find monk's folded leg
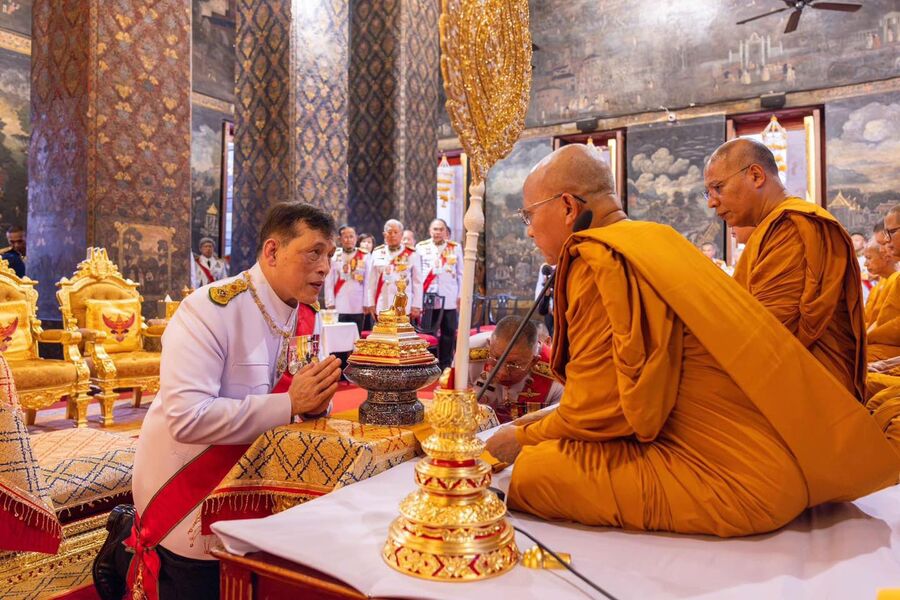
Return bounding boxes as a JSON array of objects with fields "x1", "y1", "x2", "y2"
[
  {"x1": 508, "y1": 438, "x2": 807, "y2": 538},
  {"x1": 868, "y1": 389, "x2": 900, "y2": 467},
  {"x1": 867, "y1": 343, "x2": 900, "y2": 363},
  {"x1": 867, "y1": 373, "x2": 900, "y2": 401}
]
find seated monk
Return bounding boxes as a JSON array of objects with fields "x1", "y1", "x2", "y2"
[
  {"x1": 464, "y1": 316, "x2": 562, "y2": 424},
  {"x1": 486, "y1": 144, "x2": 898, "y2": 537},
  {"x1": 864, "y1": 232, "x2": 900, "y2": 362},
  {"x1": 705, "y1": 139, "x2": 865, "y2": 401}
]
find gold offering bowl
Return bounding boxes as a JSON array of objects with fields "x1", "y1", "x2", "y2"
[{"x1": 382, "y1": 387, "x2": 519, "y2": 581}]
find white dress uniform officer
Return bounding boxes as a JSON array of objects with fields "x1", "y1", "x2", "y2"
[
  {"x1": 417, "y1": 218, "x2": 464, "y2": 368},
  {"x1": 191, "y1": 237, "x2": 229, "y2": 288},
  {"x1": 365, "y1": 219, "x2": 423, "y2": 320},
  {"x1": 128, "y1": 203, "x2": 342, "y2": 599},
  {"x1": 324, "y1": 225, "x2": 369, "y2": 333}
]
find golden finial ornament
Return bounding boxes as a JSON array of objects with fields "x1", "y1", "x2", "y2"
[{"x1": 383, "y1": 0, "x2": 532, "y2": 581}]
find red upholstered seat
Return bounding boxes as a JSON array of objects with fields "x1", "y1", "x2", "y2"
[{"x1": 417, "y1": 333, "x2": 439, "y2": 346}]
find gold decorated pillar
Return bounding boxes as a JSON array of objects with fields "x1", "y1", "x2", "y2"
[{"x1": 28, "y1": 0, "x2": 192, "y2": 318}]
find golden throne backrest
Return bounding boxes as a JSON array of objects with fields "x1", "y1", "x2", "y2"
[
  {"x1": 0, "y1": 258, "x2": 40, "y2": 360},
  {"x1": 56, "y1": 248, "x2": 145, "y2": 336}
]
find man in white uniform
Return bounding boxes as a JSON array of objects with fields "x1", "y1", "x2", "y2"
[
  {"x1": 324, "y1": 225, "x2": 369, "y2": 333},
  {"x1": 190, "y1": 237, "x2": 229, "y2": 288},
  {"x1": 106, "y1": 203, "x2": 343, "y2": 600},
  {"x1": 365, "y1": 219, "x2": 423, "y2": 320},
  {"x1": 417, "y1": 218, "x2": 464, "y2": 369}
]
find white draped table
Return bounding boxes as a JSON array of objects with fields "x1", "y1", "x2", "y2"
[
  {"x1": 212, "y1": 426, "x2": 900, "y2": 600},
  {"x1": 318, "y1": 321, "x2": 359, "y2": 357}
]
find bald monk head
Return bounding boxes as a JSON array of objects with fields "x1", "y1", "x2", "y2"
[
  {"x1": 487, "y1": 316, "x2": 540, "y2": 387},
  {"x1": 704, "y1": 138, "x2": 787, "y2": 228},
  {"x1": 522, "y1": 144, "x2": 626, "y2": 265},
  {"x1": 884, "y1": 205, "x2": 900, "y2": 260},
  {"x1": 865, "y1": 239, "x2": 897, "y2": 279}
]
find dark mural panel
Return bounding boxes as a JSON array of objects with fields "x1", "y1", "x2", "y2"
[
  {"x1": 485, "y1": 137, "x2": 552, "y2": 298},
  {"x1": 523, "y1": 0, "x2": 900, "y2": 128},
  {"x1": 0, "y1": 0, "x2": 32, "y2": 36},
  {"x1": 0, "y1": 48, "x2": 29, "y2": 247},
  {"x1": 193, "y1": 0, "x2": 235, "y2": 102},
  {"x1": 191, "y1": 104, "x2": 226, "y2": 253},
  {"x1": 826, "y1": 91, "x2": 900, "y2": 236},
  {"x1": 626, "y1": 116, "x2": 726, "y2": 248}
]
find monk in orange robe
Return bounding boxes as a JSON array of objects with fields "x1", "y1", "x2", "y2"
[
  {"x1": 704, "y1": 139, "x2": 865, "y2": 401},
  {"x1": 864, "y1": 236, "x2": 900, "y2": 361},
  {"x1": 486, "y1": 144, "x2": 898, "y2": 537}
]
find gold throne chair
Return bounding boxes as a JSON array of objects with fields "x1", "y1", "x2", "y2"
[
  {"x1": 56, "y1": 248, "x2": 165, "y2": 426},
  {"x1": 0, "y1": 259, "x2": 91, "y2": 427}
]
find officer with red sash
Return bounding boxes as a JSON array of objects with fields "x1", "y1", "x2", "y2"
[
  {"x1": 99, "y1": 204, "x2": 342, "y2": 600},
  {"x1": 417, "y1": 218, "x2": 464, "y2": 369},
  {"x1": 324, "y1": 225, "x2": 369, "y2": 333},
  {"x1": 466, "y1": 316, "x2": 563, "y2": 424},
  {"x1": 364, "y1": 218, "x2": 423, "y2": 320}
]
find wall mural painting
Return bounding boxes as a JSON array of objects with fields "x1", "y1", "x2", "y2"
[
  {"x1": 191, "y1": 104, "x2": 226, "y2": 254},
  {"x1": 485, "y1": 137, "x2": 553, "y2": 298},
  {"x1": 0, "y1": 0, "x2": 31, "y2": 36},
  {"x1": 626, "y1": 116, "x2": 726, "y2": 251},
  {"x1": 523, "y1": 0, "x2": 900, "y2": 128},
  {"x1": 114, "y1": 222, "x2": 177, "y2": 302},
  {"x1": 826, "y1": 91, "x2": 900, "y2": 236},
  {"x1": 0, "y1": 47, "x2": 29, "y2": 247},
  {"x1": 194, "y1": 0, "x2": 236, "y2": 102}
]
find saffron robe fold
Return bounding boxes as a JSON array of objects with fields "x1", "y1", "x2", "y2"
[
  {"x1": 510, "y1": 220, "x2": 898, "y2": 537},
  {"x1": 867, "y1": 271, "x2": 900, "y2": 362},
  {"x1": 733, "y1": 197, "x2": 866, "y2": 401}
]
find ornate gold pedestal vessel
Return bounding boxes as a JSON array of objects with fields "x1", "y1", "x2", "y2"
[
  {"x1": 382, "y1": 386, "x2": 519, "y2": 581},
  {"x1": 344, "y1": 279, "x2": 440, "y2": 425}
]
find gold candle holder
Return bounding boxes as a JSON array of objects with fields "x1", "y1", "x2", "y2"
[{"x1": 382, "y1": 387, "x2": 519, "y2": 581}]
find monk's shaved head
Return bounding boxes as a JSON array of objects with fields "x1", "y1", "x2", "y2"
[
  {"x1": 527, "y1": 144, "x2": 618, "y2": 206},
  {"x1": 708, "y1": 138, "x2": 780, "y2": 177},
  {"x1": 884, "y1": 205, "x2": 900, "y2": 259}
]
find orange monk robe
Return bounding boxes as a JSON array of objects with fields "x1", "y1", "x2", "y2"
[
  {"x1": 865, "y1": 272, "x2": 897, "y2": 326},
  {"x1": 509, "y1": 221, "x2": 898, "y2": 537},
  {"x1": 733, "y1": 197, "x2": 866, "y2": 402},
  {"x1": 867, "y1": 271, "x2": 900, "y2": 362},
  {"x1": 867, "y1": 385, "x2": 900, "y2": 466}
]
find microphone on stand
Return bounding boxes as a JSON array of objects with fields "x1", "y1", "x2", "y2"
[
  {"x1": 537, "y1": 264, "x2": 554, "y2": 317},
  {"x1": 476, "y1": 210, "x2": 593, "y2": 402}
]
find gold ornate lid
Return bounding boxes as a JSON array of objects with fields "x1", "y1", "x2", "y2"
[{"x1": 348, "y1": 279, "x2": 436, "y2": 366}]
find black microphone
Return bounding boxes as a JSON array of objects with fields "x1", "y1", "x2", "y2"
[
  {"x1": 538, "y1": 264, "x2": 553, "y2": 316},
  {"x1": 475, "y1": 210, "x2": 595, "y2": 402}
]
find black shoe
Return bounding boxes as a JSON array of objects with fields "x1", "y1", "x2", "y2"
[{"x1": 92, "y1": 504, "x2": 136, "y2": 600}]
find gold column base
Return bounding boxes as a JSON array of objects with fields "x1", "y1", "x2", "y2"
[{"x1": 382, "y1": 387, "x2": 519, "y2": 581}]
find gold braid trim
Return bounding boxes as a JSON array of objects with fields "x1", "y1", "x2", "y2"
[{"x1": 208, "y1": 277, "x2": 248, "y2": 306}]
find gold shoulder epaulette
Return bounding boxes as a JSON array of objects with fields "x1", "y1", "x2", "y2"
[
  {"x1": 374, "y1": 244, "x2": 386, "y2": 252},
  {"x1": 416, "y1": 240, "x2": 429, "y2": 246},
  {"x1": 531, "y1": 360, "x2": 553, "y2": 378},
  {"x1": 208, "y1": 278, "x2": 248, "y2": 306},
  {"x1": 406, "y1": 244, "x2": 416, "y2": 251},
  {"x1": 469, "y1": 346, "x2": 490, "y2": 361},
  {"x1": 309, "y1": 301, "x2": 321, "y2": 312}
]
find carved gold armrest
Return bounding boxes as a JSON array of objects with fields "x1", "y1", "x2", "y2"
[
  {"x1": 78, "y1": 327, "x2": 107, "y2": 344},
  {"x1": 37, "y1": 328, "x2": 83, "y2": 345}
]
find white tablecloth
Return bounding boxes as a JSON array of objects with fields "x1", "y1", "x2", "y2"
[
  {"x1": 319, "y1": 322, "x2": 359, "y2": 356},
  {"x1": 214, "y1": 427, "x2": 900, "y2": 600}
]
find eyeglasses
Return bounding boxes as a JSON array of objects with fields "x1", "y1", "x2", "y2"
[
  {"x1": 885, "y1": 224, "x2": 900, "y2": 242},
  {"x1": 485, "y1": 356, "x2": 531, "y2": 373},
  {"x1": 516, "y1": 192, "x2": 588, "y2": 226},
  {"x1": 703, "y1": 165, "x2": 751, "y2": 201}
]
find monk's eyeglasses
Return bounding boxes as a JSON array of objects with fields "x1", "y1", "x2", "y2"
[
  {"x1": 885, "y1": 225, "x2": 900, "y2": 241},
  {"x1": 703, "y1": 165, "x2": 752, "y2": 201},
  {"x1": 517, "y1": 192, "x2": 588, "y2": 226}
]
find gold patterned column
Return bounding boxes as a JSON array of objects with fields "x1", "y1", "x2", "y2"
[
  {"x1": 28, "y1": 0, "x2": 191, "y2": 318},
  {"x1": 231, "y1": 0, "x2": 349, "y2": 271}
]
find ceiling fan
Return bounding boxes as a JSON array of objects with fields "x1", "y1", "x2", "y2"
[{"x1": 736, "y1": 1, "x2": 862, "y2": 34}]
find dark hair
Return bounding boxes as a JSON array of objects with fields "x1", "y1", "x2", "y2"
[
  {"x1": 257, "y1": 202, "x2": 335, "y2": 255},
  {"x1": 338, "y1": 224, "x2": 356, "y2": 235},
  {"x1": 492, "y1": 316, "x2": 538, "y2": 352},
  {"x1": 874, "y1": 221, "x2": 885, "y2": 234},
  {"x1": 431, "y1": 218, "x2": 449, "y2": 229},
  {"x1": 850, "y1": 231, "x2": 865, "y2": 238},
  {"x1": 6, "y1": 225, "x2": 24, "y2": 235},
  {"x1": 358, "y1": 233, "x2": 374, "y2": 243}
]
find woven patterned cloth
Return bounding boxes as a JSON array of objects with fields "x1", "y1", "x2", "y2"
[
  {"x1": 0, "y1": 354, "x2": 60, "y2": 553},
  {"x1": 202, "y1": 404, "x2": 499, "y2": 530}
]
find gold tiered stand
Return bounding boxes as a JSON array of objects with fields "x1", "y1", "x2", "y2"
[{"x1": 382, "y1": 386, "x2": 518, "y2": 580}]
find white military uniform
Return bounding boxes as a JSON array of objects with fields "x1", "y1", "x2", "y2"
[
  {"x1": 324, "y1": 247, "x2": 369, "y2": 314},
  {"x1": 416, "y1": 239, "x2": 464, "y2": 309},
  {"x1": 191, "y1": 252, "x2": 229, "y2": 288},
  {"x1": 133, "y1": 263, "x2": 324, "y2": 560},
  {"x1": 365, "y1": 244, "x2": 423, "y2": 314}
]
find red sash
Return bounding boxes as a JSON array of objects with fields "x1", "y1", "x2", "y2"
[
  {"x1": 375, "y1": 247, "x2": 413, "y2": 307},
  {"x1": 422, "y1": 248, "x2": 448, "y2": 294},
  {"x1": 194, "y1": 256, "x2": 215, "y2": 284},
  {"x1": 125, "y1": 304, "x2": 316, "y2": 600},
  {"x1": 333, "y1": 250, "x2": 362, "y2": 298}
]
